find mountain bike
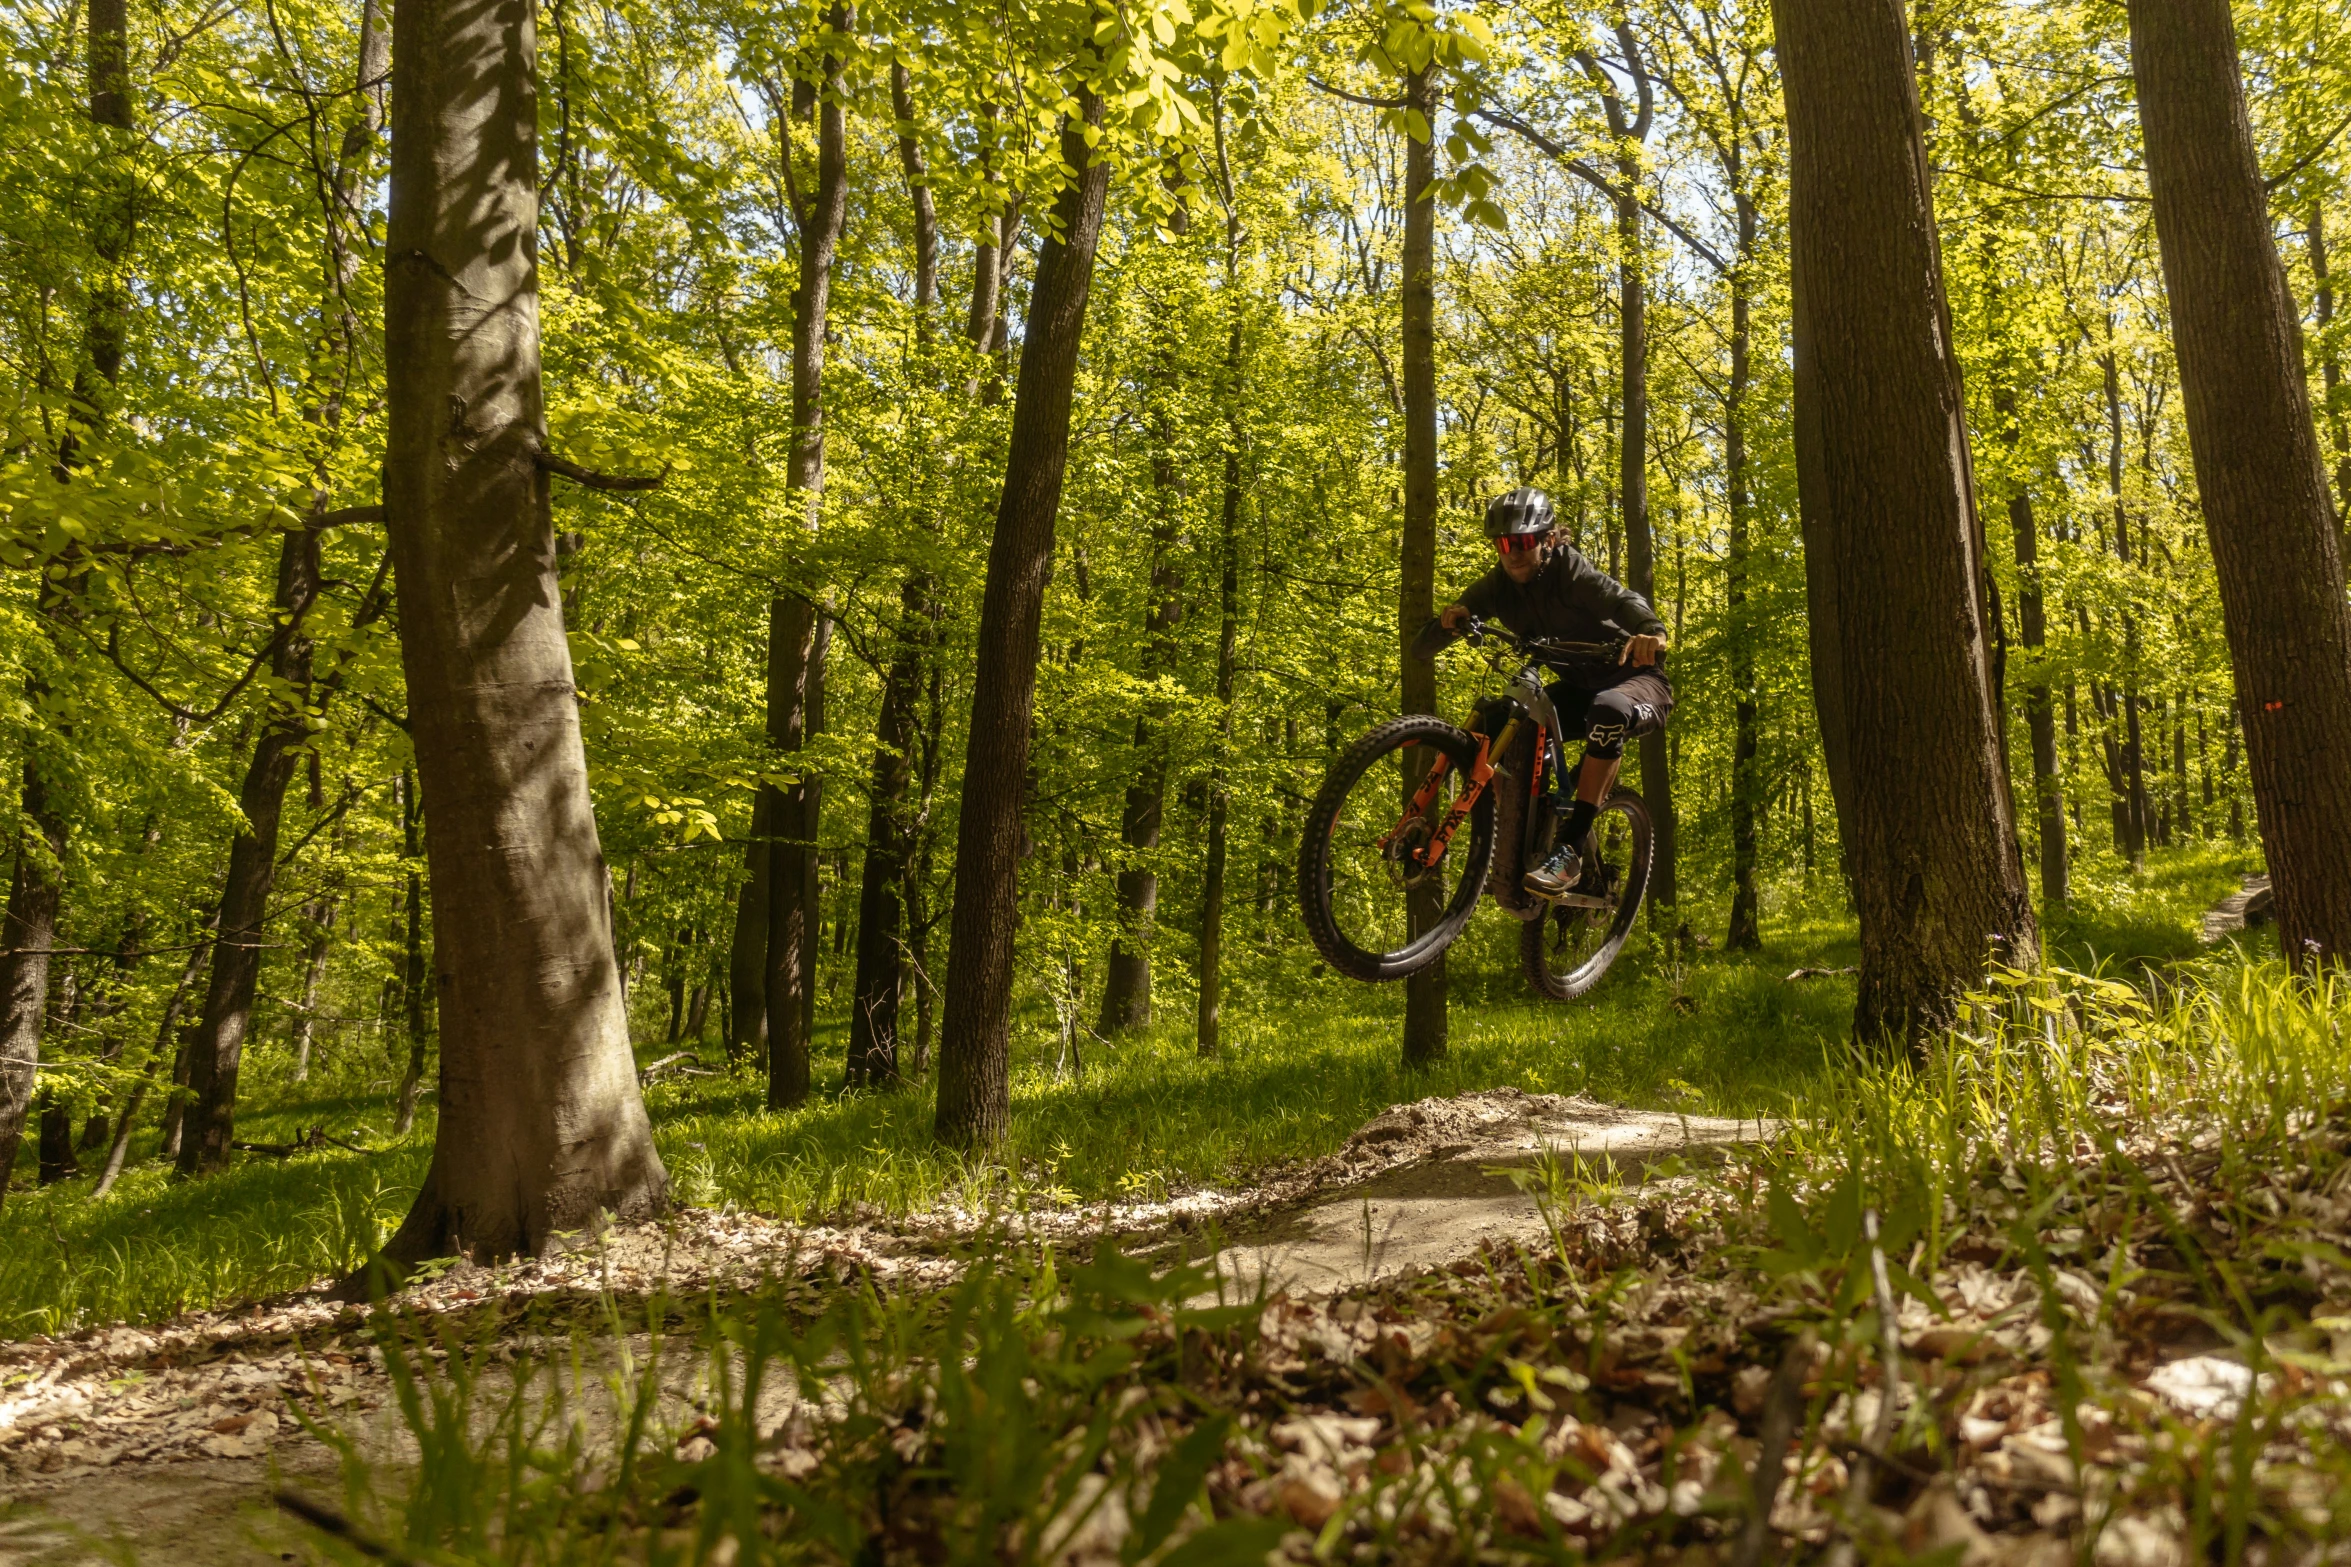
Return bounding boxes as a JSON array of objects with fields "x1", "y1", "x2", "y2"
[{"x1": 1296, "y1": 620, "x2": 1655, "y2": 1002}]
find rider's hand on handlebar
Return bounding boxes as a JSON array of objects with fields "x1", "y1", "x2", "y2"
[
  {"x1": 1440, "y1": 603, "x2": 1472, "y2": 633},
  {"x1": 1621, "y1": 633, "x2": 1666, "y2": 668}
]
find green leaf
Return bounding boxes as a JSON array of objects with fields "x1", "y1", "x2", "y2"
[
  {"x1": 1158, "y1": 1515, "x2": 1291, "y2": 1567},
  {"x1": 1131, "y1": 1416, "x2": 1231, "y2": 1557}
]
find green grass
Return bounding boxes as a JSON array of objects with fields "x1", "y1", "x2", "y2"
[{"x1": 0, "y1": 846, "x2": 2259, "y2": 1337}]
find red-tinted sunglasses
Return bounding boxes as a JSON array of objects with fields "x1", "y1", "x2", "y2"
[{"x1": 1493, "y1": 532, "x2": 1548, "y2": 556}]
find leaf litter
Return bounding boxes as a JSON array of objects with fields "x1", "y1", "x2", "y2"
[{"x1": 9, "y1": 1064, "x2": 2351, "y2": 1564}]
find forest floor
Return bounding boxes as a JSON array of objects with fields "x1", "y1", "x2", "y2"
[
  {"x1": 0, "y1": 848, "x2": 2295, "y2": 1563},
  {"x1": 0, "y1": 1088, "x2": 1765, "y2": 1562}
]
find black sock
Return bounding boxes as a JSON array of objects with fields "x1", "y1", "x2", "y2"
[{"x1": 1559, "y1": 798, "x2": 1598, "y2": 848}]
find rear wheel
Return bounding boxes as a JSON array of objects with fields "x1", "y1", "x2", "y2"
[
  {"x1": 1298, "y1": 716, "x2": 1495, "y2": 982},
  {"x1": 1521, "y1": 788, "x2": 1652, "y2": 1002}
]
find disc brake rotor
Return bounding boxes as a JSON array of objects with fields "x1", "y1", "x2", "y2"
[{"x1": 1384, "y1": 816, "x2": 1438, "y2": 890}]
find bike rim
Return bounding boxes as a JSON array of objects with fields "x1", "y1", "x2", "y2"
[{"x1": 1533, "y1": 800, "x2": 1644, "y2": 986}]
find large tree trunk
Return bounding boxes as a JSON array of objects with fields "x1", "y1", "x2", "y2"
[
  {"x1": 373, "y1": 0, "x2": 665, "y2": 1265},
  {"x1": 763, "y1": 21, "x2": 851, "y2": 1111},
  {"x1": 934, "y1": 92, "x2": 1112, "y2": 1149},
  {"x1": 2128, "y1": 0, "x2": 2351, "y2": 966},
  {"x1": 176, "y1": 527, "x2": 323, "y2": 1174},
  {"x1": 1399, "y1": 67, "x2": 1446, "y2": 1067},
  {"x1": 1773, "y1": 0, "x2": 2039, "y2": 1048}
]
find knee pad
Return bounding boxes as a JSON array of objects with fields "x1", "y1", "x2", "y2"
[{"x1": 1582, "y1": 692, "x2": 1633, "y2": 760}]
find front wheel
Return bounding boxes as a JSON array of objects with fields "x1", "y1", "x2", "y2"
[
  {"x1": 1521, "y1": 788, "x2": 1652, "y2": 1002},
  {"x1": 1298, "y1": 716, "x2": 1496, "y2": 982}
]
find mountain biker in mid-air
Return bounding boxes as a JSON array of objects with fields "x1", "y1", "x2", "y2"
[{"x1": 1411, "y1": 488, "x2": 1671, "y2": 900}]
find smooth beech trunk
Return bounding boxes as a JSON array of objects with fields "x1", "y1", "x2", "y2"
[
  {"x1": 1399, "y1": 67, "x2": 1446, "y2": 1067},
  {"x1": 935, "y1": 93, "x2": 1111, "y2": 1149},
  {"x1": 725, "y1": 793, "x2": 769, "y2": 1067},
  {"x1": 1773, "y1": 0, "x2": 2038, "y2": 1047},
  {"x1": 1724, "y1": 250, "x2": 1761, "y2": 950},
  {"x1": 1199, "y1": 130, "x2": 1245, "y2": 1059},
  {"x1": 374, "y1": 0, "x2": 665, "y2": 1263},
  {"x1": 1995, "y1": 383, "x2": 2067, "y2": 905},
  {"x1": 1100, "y1": 408, "x2": 1183, "y2": 1034},
  {"x1": 847, "y1": 67, "x2": 948, "y2": 1087},
  {"x1": 2128, "y1": 0, "x2": 2351, "y2": 966},
  {"x1": 763, "y1": 18, "x2": 850, "y2": 1111},
  {"x1": 0, "y1": 765, "x2": 64, "y2": 1197},
  {"x1": 177, "y1": 528, "x2": 323, "y2": 1174},
  {"x1": 1594, "y1": 32, "x2": 1677, "y2": 912}
]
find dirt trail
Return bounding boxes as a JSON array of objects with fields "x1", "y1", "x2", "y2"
[{"x1": 0, "y1": 1089, "x2": 1773, "y2": 1564}]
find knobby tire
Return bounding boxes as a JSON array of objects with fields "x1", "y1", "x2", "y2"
[
  {"x1": 1297, "y1": 715, "x2": 1495, "y2": 982},
  {"x1": 1521, "y1": 788, "x2": 1652, "y2": 1002}
]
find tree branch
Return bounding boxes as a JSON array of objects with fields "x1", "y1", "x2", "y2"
[
  {"x1": 1472, "y1": 109, "x2": 1731, "y2": 274},
  {"x1": 535, "y1": 451, "x2": 668, "y2": 491},
  {"x1": 1307, "y1": 74, "x2": 1408, "y2": 112}
]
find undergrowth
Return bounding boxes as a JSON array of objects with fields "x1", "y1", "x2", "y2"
[
  {"x1": 0, "y1": 846, "x2": 2257, "y2": 1336},
  {"x1": 251, "y1": 944, "x2": 2351, "y2": 1565}
]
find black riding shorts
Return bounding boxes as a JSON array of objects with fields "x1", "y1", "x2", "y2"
[{"x1": 1547, "y1": 670, "x2": 1673, "y2": 761}]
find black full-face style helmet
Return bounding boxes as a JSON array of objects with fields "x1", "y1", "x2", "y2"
[{"x1": 1483, "y1": 487, "x2": 1556, "y2": 540}]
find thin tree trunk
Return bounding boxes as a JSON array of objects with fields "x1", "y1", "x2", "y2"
[
  {"x1": 848, "y1": 65, "x2": 948, "y2": 1087},
  {"x1": 0, "y1": 0, "x2": 135, "y2": 1203},
  {"x1": 1774, "y1": 0, "x2": 2039, "y2": 1048},
  {"x1": 662, "y1": 929, "x2": 686, "y2": 1044},
  {"x1": 1996, "y1": 385, "x2": 2067, "y2": 904},
  {"x1": 2128, "y1": 0, "x2": 2351, "y2": 966},
  {"x1": 850, "y1": 578, "x2": 924, "y2": 1087},
  {"x1": 1199, "y1": 110, "x2": 1245, "y2": 1059},
  {"x1": 373, "y1": 0, "x2": 666, "y2": 1266},
  {"x1": 91, "y1": 930, "x2": 208, "y2": 1197},
  {"x1": 2312, "y1": 205, "x2": 2351, "y2": 541},
  {"x1": 0, "y1": 767, "x2": 64, "y2": 1201},
  {"x1": 177, "y1": 528, "x2": 324, "y2": 1175},
  {"x1": 935, "y1": 89, "x2": 1112, "y2": 1149},
  {"x1": 291, "y1": 899, "x2": 334, "y2": 1081},
  {"x1": 392, "y1": 768, "x2": 429, "y2": 1136},
  {"x1": 1724, "y1": 242, "x2": 1762, "y2": 950},
  {"x1": 1100, "y1": 392, "x2": 1183, "y2": 1034},
  {"x1": 763, "y1": 17, "x2": 851, "y2": 1111},
  {"x1": 1399, "y1": 66, "x2": 1446, "y2": 1067},
  {"x1": 1595, "y1": 35, "x2": 1677, "y2": 912},
  {"x1": 726, "y1": 793, "x2": 769, "y2": 1068}
]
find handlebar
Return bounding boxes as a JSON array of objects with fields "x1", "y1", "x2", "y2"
[{"x1": 1461, "y1": 615, "x2": 1628, "y2": 665}]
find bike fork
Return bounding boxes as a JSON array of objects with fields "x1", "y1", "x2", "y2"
[{"x1": 1383, "y1": 718, "x2": 1520, "y2": 870}]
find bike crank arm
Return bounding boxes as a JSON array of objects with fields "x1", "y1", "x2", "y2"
[{"x1": 1538, "y1": 892, "x2": 1616, "y2": 911}]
